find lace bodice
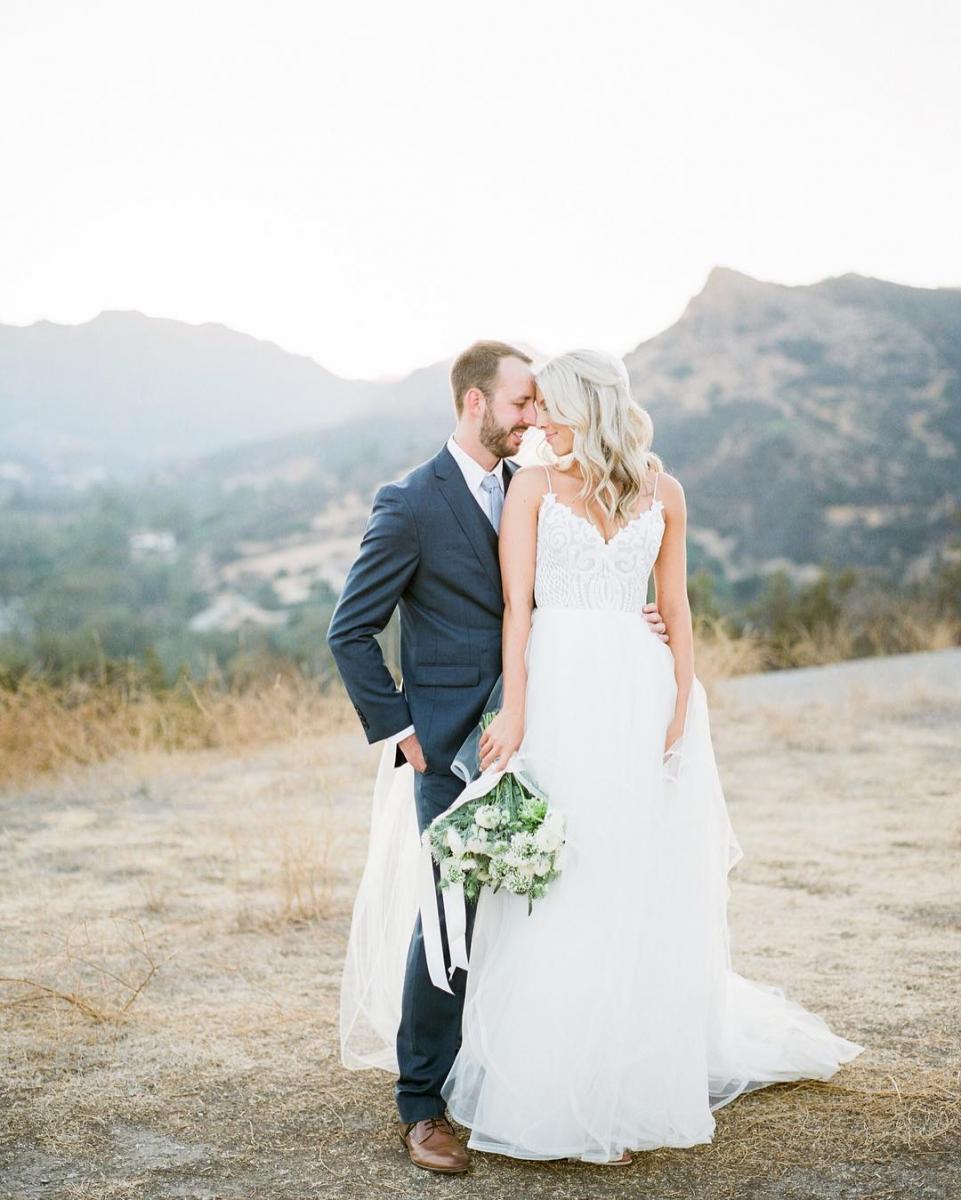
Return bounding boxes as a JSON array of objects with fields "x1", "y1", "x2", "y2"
[{"x1": 534, "y1": 472, "x2": 665, "y2": 613}]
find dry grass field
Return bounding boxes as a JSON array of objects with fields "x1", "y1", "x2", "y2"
[{"x1": 2, "y1": 650, "x2": 961, "y2": 1199}]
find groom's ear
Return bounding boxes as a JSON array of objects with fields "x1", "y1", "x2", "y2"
[{"x1": 462, "y1": 386, "x2": 486, "y2": 419}]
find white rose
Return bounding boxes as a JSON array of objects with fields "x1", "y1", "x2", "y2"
[
  {"x1": 445, "y1": 827, "x2": 465, "y2": 857},
  {"x1": 534, "y1": 825, "x2": 562, "y2": 853}
]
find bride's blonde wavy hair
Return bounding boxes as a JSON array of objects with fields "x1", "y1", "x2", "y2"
[{"x1": 533, "y1": 349, "x2": 664, "y2": 526}]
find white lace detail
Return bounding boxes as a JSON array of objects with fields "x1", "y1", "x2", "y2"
[{"x1": 534, "y1": 491, "x2": 665, "y2": 612}]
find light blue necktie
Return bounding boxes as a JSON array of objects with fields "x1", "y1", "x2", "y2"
[{"x1": 480, "y1": 473, "x2": 504, "y2": 533}]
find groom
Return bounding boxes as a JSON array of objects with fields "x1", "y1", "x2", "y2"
[{"x1": 326, "y1": 340, "x2": 668, "y2": 1173}]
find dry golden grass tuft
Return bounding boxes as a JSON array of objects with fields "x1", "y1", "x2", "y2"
[
  {"x1": 777, "y1": 611, "x2": 960, "y2": 669},
  {"x1": 0, "y1": 671, "x2": 354, "y2": 788},
  {"x1": 693, "y1": 617, "x2": 767, "y2": 685}
]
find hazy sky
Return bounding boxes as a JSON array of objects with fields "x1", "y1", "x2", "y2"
[{"x1": 1, "y1": 0, "x2": 959, "y2": 378}]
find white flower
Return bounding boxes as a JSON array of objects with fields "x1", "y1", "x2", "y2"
[
  {"x1": 474, "y1": 804, "x2": 502, "y2": 830},
  {"x1": 440, "y1": 857, "x2": 465, "y2": 884},
  {"x1": 445, "y1": 827, "x2": 466, "y2": 857},
  {"x1": 533, "y1": 856, "x2": 552, "y2": 876},
  {"x1": 534, "y1": 824, "x2": 563, "y2": 853},
  {"x1": 465, "y1": 835, "x2": 489, "y2": 854}
]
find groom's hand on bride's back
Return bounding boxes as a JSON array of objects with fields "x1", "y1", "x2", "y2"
[
  {"x1": 643, "y1": 602, "x2": 669, "y2": 642},
  {"x1": 398, "y1": 731, "x2": 428, "y2": 773}
]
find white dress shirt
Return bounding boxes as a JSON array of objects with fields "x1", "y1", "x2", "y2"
[
  {"x1": 389, "y1": 435, "x2": 505, "y2": 746},
  {"x1": 445, "y1": 433, "x2": 505, "y2": 513}
]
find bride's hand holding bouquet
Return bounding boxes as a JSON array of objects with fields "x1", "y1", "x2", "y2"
[
  {"x1": 478, "y1": 706, "x2": 525, "y2": 773},
  {"x1": 425, "y1": 708, "x2": 566, "y2": 917}
]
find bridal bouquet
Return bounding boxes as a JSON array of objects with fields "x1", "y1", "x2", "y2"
[{"x1": 425, "y1": 710, "x2": 566, "y2": 916}]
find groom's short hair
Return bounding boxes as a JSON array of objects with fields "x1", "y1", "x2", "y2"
[{"x1": 450, "y1": 340, "x2": 532, "y2": 416}]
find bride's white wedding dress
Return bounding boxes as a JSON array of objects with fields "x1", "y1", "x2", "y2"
[{"x1": 437, "y1": 467, "x2": 865, "y2": 1162}]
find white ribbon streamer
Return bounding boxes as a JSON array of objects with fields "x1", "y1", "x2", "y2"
[{"x1": 417, "y1": 753, "x2": 518, "y2": 993}]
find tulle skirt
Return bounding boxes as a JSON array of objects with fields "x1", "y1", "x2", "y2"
[{"x1": 439, "y1": 605, "x2": 865, "y2": 1162}]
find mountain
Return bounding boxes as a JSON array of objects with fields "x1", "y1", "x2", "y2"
[
  {"x1": 1, "y1": 271, "x2": 958, "y2": 593},
  {"x1": 625, "y1": 267, "x2": 961, "y2": 581},
  {"x1": 0, "y1": 311, "x2": 390, "y2": 478}
]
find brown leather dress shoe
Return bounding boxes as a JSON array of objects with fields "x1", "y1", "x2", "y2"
[{"x1": 398, "y1": 1115, "x2": 470, "y2": 1173}]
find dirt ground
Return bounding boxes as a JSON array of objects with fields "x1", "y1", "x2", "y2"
[{"x1": 2, "y1": 651, "x2": 960, "y2": 1199}]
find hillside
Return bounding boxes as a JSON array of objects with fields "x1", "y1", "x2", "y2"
[
  {"x1": 180, "y1": 269, "x2": 961, "y2": 593},
  {"x1": 0, "y1": 311, "x2": 385, "y2": 478},
  {"x1": 626, "y1": 268, "x2": 961, "y2": 580}
]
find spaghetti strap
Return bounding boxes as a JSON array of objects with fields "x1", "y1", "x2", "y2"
[
  {"x1": 542, "y1": 463, "x2": 554, "y2": 494},
  {"x1": 651, "y1": 470, "x2": 659, "y2": 503}
]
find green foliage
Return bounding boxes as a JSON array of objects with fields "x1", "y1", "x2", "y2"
[
  {"x1": 687, "y1": 568, "x2": 721, "y2": 622},
  {"x1": 748, "y1": 565, "x2": 858, "y2": 639},
  {"x1": 928, "y1": 506, "x2": 961, "y2": 621}
]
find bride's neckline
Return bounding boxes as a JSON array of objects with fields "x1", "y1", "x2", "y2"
[{"x1": 540, "y1": 490, "x2": 665, "y2": 548}]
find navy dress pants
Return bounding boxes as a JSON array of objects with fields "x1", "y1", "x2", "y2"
[{"x1": 394, "y1": 767, "x2": 478, "y2": 1123}]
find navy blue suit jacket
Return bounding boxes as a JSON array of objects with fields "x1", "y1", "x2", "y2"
[{"x1": 326, "y1": 443, "x2": 519, "y2": 773}]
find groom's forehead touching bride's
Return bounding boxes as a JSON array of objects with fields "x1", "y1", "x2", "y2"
[{"x1": 450, "y1": 340, "x2": 538, "y2": 459}]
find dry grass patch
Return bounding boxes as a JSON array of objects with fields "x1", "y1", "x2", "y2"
[
  {"x1": 2, "y1": 657, "x2": 960, "y2": 1198},
  {"x1": 0, "y1": 671, "x2": 353, "y2": 788}
]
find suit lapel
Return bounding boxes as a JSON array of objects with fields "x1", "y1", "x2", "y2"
[{"x1": 434, "y1": 446, "x2": 518, "y2": 593}]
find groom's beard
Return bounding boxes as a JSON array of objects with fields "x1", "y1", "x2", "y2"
[{"x1": 480, "y1": 403, "x2": 527, "y2": 460}]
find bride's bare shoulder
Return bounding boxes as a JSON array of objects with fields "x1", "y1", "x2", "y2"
[
  {"x1": 508, "y1": 463, "x2": 553, "y2": 496},
  {"x1": 653, "y1": 470, "x2": 686, "y2": 513}
]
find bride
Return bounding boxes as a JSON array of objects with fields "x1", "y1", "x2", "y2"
[{"x1": 434, "y1": 348, "x2": 864, "y2": 1163}]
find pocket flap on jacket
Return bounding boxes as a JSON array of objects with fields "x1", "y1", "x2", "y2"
[{"x1": 413, "y1": 663, "x2": 480, "y2": 686}]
